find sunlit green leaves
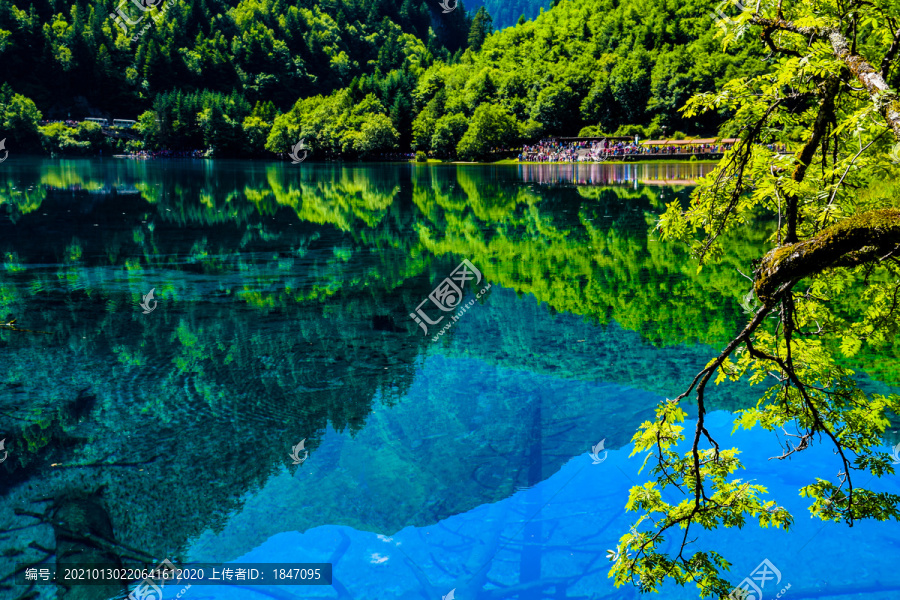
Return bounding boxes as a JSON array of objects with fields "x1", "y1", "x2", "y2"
[{"x1": 626, "y1": 0, "x2": 900, "y2": 595}]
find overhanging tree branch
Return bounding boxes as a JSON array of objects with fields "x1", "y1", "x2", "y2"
[
  {"x1": 750, "y1": 16, "x2": 900, "y2": 139},
  {"x1": 755, "y1": 208, "x2": 900, "y2": 306}
]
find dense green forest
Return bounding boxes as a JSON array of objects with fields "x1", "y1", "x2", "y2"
[{"x1": 0, "y1": 0, "x2": 768, "y2": 158}]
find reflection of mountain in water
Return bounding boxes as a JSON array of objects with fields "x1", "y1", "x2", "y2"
[
  {"x1": 0, "y1": 160, "x2": 896, "y2": 599},
  {"x1": 185, "y1": 287, "x2": 757, "y2": 565}
]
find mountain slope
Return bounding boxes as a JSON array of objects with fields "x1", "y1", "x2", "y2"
[
  {"x1": 0, "y1": 0, "x2": 471, "y2": 115},
  {"x1": 270, "y1": 0, "x2": 769, "y2": 158}
]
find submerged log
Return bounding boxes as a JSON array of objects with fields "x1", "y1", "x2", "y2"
[
  {"x1": 51, "y1": 492, "x2": 126, "y2": 600},
  {"x1": 755, "y1": 208, "x2": 900, "y2": 305}
]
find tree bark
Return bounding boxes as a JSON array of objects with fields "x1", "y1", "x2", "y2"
[
  {"x1": 755, "y1": 208, "x2": 900, "y2": 305},
  {"x1": 785, "y1": 79, "x2": 840, "y2": 243},
  {"x1": 753, "y1": 17, "x2": 900, "y2": 139}
]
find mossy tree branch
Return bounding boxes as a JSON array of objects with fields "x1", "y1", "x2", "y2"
[{"x1": 755, "y1": 208, "x2": 900, "y2": 306}]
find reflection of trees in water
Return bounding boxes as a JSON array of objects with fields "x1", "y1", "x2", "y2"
[
  {"x1": 0, "y1": 168, "x2": 434, "y2": 597},
  {"x1": 3, "y1": 161, "x2": 763, "y2": 351},
  {"x1": 411, "y1": 169, "x2": 767, "y2": 348},
  {"x1": 0, "y1": 283, "x2": 430, "y2": 597}
]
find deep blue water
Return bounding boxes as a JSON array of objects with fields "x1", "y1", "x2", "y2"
[{"x1": 179, "y1": 338, "x2": 900, "y2": 600}]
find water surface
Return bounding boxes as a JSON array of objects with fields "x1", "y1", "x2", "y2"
[{"x1": 0, "y1": 159, "x2": 897, "y2": 600}]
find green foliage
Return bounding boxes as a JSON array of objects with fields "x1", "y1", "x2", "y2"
[
  {"x1": 467, "y1": 6, "x2": 494, "y2": 51},
  {"x1": 431, "y1": 112, "x2": 469, "y2": 158},
  {"x1": 415, "y1": 150, "x2": 427, "y2": 162},
  {"x1": 0, "y1": 83, "x2": 42, "y2": 151},
  {"x1": 635, "y1": 0, "x2": 900, "y2": 596},
  {"x1": 0, "y1": 0, "x2": 770, "y2": 157},
  {"x1": 267, "y1": 89, "x2": 399, "y2": 157},
  {"x1": 140, "y1": 89, "x2": 252, "y2": 155},
  {"x1": 38, "y1": 121, "x2": 116, "y2": 156},
  {"x1": 456, "y1": 103, "x2": 516, "y2": 160},
  {"x1": 0, "y1": 0, "x2": 475, "y2": 155},
  {"x1": 242, "y1": 115, "x2": 273, "y2": 156},
  {"x1": 612, "y1": 400, "x2": 792, "y2": 596},
  {"x1": 354, "y1": 113, "x2": 400, "y2": 154},
  {"x1": 398, "y1": 0, "x2": 766, "y2": 151},
  {"x1": 134, "y1": 110, "x2": 161, "y2": 147}
]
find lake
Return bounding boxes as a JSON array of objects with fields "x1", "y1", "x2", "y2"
[{"x1": 0, "y1": 158, "x2": 898, "y2": 600}]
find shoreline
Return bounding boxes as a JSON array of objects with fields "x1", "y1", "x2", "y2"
[
  {"x1": 415, "y1": 158, "x2": 722, "y2": 165},
  {"x1": 11, "y1": 153, "x2": 721, "y2": 166}
]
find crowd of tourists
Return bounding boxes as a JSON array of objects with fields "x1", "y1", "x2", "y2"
[
  {"x1": 519, "y1": 141, "x2": 581, "y2": 162},
  {"x1": 122, "y1": 149, "x2": 206, "y2": 158},
  {"x1": 518, "y1": 138, "x2": 749, "y2": 162},
  {"x1": 39, "y1": 119, "x2": 82, "y2": 127}
]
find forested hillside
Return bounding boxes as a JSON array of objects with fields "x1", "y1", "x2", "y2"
[
  {"x1": 0, "y1": 0, "x2": 768, "y2": 158},
  {"x1": 0, "y1": 0, "x2": 470, "y2": 113},
  {"x1": 271, "y1": 0, "x2": 769, "y2": 159}
]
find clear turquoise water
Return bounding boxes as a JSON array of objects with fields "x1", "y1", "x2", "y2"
[{"x1": 0, "y1": 159, "x2": 897, "y2": 600}]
